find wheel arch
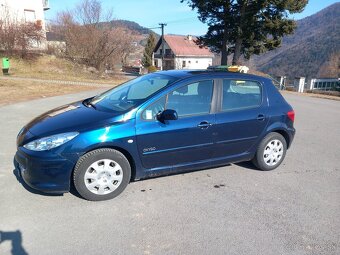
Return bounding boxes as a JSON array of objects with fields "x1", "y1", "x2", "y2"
[
  {"x1": 269, "y1": 129, "x2": 291, "y2": 149},
  {"x1": 265, "y1": 119, "x2": 294, "y2": 149},
  {"x1": 73, "y1": 145, "x2": 137, "y2": 182}
]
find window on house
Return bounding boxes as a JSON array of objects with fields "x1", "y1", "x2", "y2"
[
  {"x1": 165, "y1": 49, "x2": 171, "y2": 55},
  {"x1": 196, "y1": 60, "x2": 198, "y2": 63},
  {"x1": 182, "y1": 61, "x2": 186, "y2": 68},
  {"x1": 188, "y1": 61, "x2": 191, "y2": 64},
  {"x1": 24, "y1": 10, "x2": 36, "y2": 22}
]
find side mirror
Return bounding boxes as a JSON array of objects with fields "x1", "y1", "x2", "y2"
[{"x1": 157, "y1": 109, "x2": 178, "y2": 123}]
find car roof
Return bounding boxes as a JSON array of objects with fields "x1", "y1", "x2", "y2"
[{"x1": 156, "y1": 69, "x2": 270, "y2": 82}]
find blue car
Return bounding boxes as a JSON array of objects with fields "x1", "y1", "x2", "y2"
[{"x1": 15, "y1": 70, "x2": 295, "y2": 201}]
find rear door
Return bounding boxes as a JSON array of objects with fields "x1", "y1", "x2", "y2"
[
  {"x1": 212, "y1": 78, "x2": 269, "y2": 159},
  {"x1": 135, "y1": 79, "x2": 216, "y2": 170}
]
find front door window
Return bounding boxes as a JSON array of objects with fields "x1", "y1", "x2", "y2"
[{"x1": 142, "y1": 80, "x2": 214, "y2": 120}]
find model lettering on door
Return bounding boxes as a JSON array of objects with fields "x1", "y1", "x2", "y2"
[{"x1": 143, "y1": 147, "x2": 156, "y2": 153}]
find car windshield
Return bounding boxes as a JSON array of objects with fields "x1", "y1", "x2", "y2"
[{"x1": 89, "y1": 73, "x2": 179, "y2": 112}]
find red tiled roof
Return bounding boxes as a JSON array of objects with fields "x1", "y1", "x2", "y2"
[{"x1": 164, "y1": 35, "x2": 214, "y2": 57}]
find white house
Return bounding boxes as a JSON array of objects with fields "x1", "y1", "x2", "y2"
[
  {"x1": 153, "y1": 35, "x2": 214, "y2": 70},
  {"x1": 0, "y1": 0, "x2": 49, "y2": 49}
]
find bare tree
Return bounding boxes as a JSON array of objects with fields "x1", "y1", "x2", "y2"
[
  {"x1": 56, "y1": 0, "x2": 136, "y2": 70},
  {"x1": 0, "y1": 4, "x2": 45, "y2": 57}
]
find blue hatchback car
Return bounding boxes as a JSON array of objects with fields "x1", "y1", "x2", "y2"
[{"x1": 15, "y1": 70, "x2": 295, "y2": 201}]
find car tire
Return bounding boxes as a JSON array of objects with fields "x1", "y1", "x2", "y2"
[
  {"x1": 73, "y1": 148, "x2": 131, "y2": 201},
  {"x1": 252, "y1": 132, "x2": 287, "y2": 171}
]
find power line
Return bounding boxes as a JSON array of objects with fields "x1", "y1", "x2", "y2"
[
  {"x1": 146, "y1": 16, "x2": 197, "y2": 29},
  {"x1": 165, "y1": 16, "x2": 198, "y2": 24}
]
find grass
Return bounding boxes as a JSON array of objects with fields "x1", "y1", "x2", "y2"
[
  {"x1": 0, "y1": 79, "x2": 105, "y2": 106},
  {"x1": 6, "y1": 55, "x2": 128, "y2": 84},
  {"x1": 0, "y1": 55, "x2": 131, "y2": 106}
]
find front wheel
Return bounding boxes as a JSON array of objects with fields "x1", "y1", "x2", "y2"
[
  {"x1": 252, "y1": 132, "x2": 287, "y2": 171},
  {"x1": 73, "y1": 148, "x2": 131, "y2": 201}
]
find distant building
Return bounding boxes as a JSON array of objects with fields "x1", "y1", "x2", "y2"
[
  {"x1": 46, "y1": 31, "x2": 66, "y2": 53},
  {"x1": 0, "y1": 0, "x2": 50, "y2": 49},
  {"x1": 153, "y1": 35, "x2": 214, "y2": 70},
  {"x1": 310, "y1": 78, "x2": 340, "y2": 91}
]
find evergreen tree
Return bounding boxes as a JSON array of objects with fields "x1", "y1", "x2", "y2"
[
  {"x1": 181, "y1": 0, "x2": 308, "y2": 65},
  {"x1": 142, "y1": 33, "x2": 156, "y2": 67}
]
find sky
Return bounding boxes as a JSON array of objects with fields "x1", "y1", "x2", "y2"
[{"x1": 45, "y1": 0, "x2": 339, "y2": 35}]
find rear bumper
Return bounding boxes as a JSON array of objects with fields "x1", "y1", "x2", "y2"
[{"x1": 14, "y1": 148, "x2": 76, "y2": 193}]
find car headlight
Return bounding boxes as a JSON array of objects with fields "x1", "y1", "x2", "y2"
[{"x1": 23, "y1": 132, "x2": 79, "y2": 151}]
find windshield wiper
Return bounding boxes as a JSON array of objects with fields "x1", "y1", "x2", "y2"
[{"x1": 84, "y1": 99, "x2": 97, "y2": 109}]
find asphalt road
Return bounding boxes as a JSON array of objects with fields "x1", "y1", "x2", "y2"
[{"x1": 0, "y1": 90, "x2": 339, "y2": 255}]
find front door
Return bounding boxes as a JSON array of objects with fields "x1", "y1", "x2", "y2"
[{"x1": 136, "y1": 80, "x2": 216, "y2": 170}]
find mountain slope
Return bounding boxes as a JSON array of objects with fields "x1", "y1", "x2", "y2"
[
  {"x1": 107, "y1": 20, "x2": 159, "y2": 46},
  {"x1": 252, "y1": 3, "x2": 340, "y2": 79},
  {"x1": 109, "y1": 20, "x2": 153, "y2": 35}
]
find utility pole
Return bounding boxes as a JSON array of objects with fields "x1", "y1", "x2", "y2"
[
  {"x1": 159, "y1": 23, "x2": 167, "y2": 70},
  {"x1": 148, "y1": 23, "x2": 167, "y2": 70}
]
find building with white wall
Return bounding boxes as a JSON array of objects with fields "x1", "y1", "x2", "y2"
[
  {"x1": 309, "y1": 78, "x2": 340, "y2": 91},
  {"x1": 0, "y1": 0, "x2": 49, "y2": 49},
  {"x1": 153, "y1": 35, "x2": 214, "y2": 70}
]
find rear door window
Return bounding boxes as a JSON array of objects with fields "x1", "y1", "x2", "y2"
[{"x1": 222, "y1": 79, "x2": 261, "y2": 111}]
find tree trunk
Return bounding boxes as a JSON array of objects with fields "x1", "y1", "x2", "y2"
[
  {"x1": 221, "y1": 22, "x2": 229, "y2": 65},
  {"x1": 232, "y1": 0, "x2": 247, "y2": 65},
  {"x1": 232, "y1": 38, "x2": 243, "y2": 65},
  {"x1": 221, "y1": 42, "x2": 228, "y2": 65},
  {"x1": 220, "y1": 2, "x2": 230, "y2": 65}
]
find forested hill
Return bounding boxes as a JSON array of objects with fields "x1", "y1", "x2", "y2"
[
  {"x1": 252, "y1": 3, "x2": 340, "y2": 79},
  {"x1": 109, "y1": 20, "x2": 153, "y2": 35},
  {"x1": 107, "y1": 20, "x2": 159, "y2": 46}
]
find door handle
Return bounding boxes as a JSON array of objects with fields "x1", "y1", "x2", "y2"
[
  {"x1": 198, "y1": 121, "x2": 212, "y2": 129},
  {"x1": 257, "y1": 114, "x2": 265, "y2": 121}
]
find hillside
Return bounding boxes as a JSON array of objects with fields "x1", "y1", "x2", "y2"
[
  {"x1": 110, "y1": 20, "x2": 154, "y2": 35},
  {"x1": 251, "y1": 3, "x2": 340, "y2": 79}
]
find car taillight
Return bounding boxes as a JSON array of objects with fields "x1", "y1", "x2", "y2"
[{"x1": 287, "y1": 110, "x2": 295, "y2": 122}]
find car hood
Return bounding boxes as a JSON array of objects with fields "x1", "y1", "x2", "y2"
[{"x1": 17, "y1": 100, "x2": 131, "y2": 146}]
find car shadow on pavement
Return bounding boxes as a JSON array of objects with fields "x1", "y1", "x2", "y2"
[
  {"x1": 234, "y1": 161, "x2": 261, "y2": 171},
  {"x1": 68, "y1": 182, "x2": 84, "y2": 200},
  {"x1": 12, "y1": 165, "x2": 63, "y2": 197},
  {"x1": 0, "y1": 230, "x2": 28, "y2": 255}
]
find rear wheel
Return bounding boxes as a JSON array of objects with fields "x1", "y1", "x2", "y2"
[
  {"x1": 73, "y1": 148, "x2": 131, "y2": 201},
  {"x1": 252, "y1": 132, "x2": 287, "y2": 171}
]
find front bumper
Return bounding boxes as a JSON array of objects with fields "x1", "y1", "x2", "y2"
[{"x1": 14, "y1": 148, "x2": 77, "y2": 193}]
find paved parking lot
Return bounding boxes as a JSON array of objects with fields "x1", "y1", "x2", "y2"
[{"x1": 0, "y1": 90, "x2": 339, "y2": 255}]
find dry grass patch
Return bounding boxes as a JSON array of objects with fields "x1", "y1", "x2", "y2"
[
  {"x1": 7, "y1": 55, "x2": 128, "y2": 84},
  {"x1": 0, "y1": 79, "x2": 106, "y2": 106}
]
